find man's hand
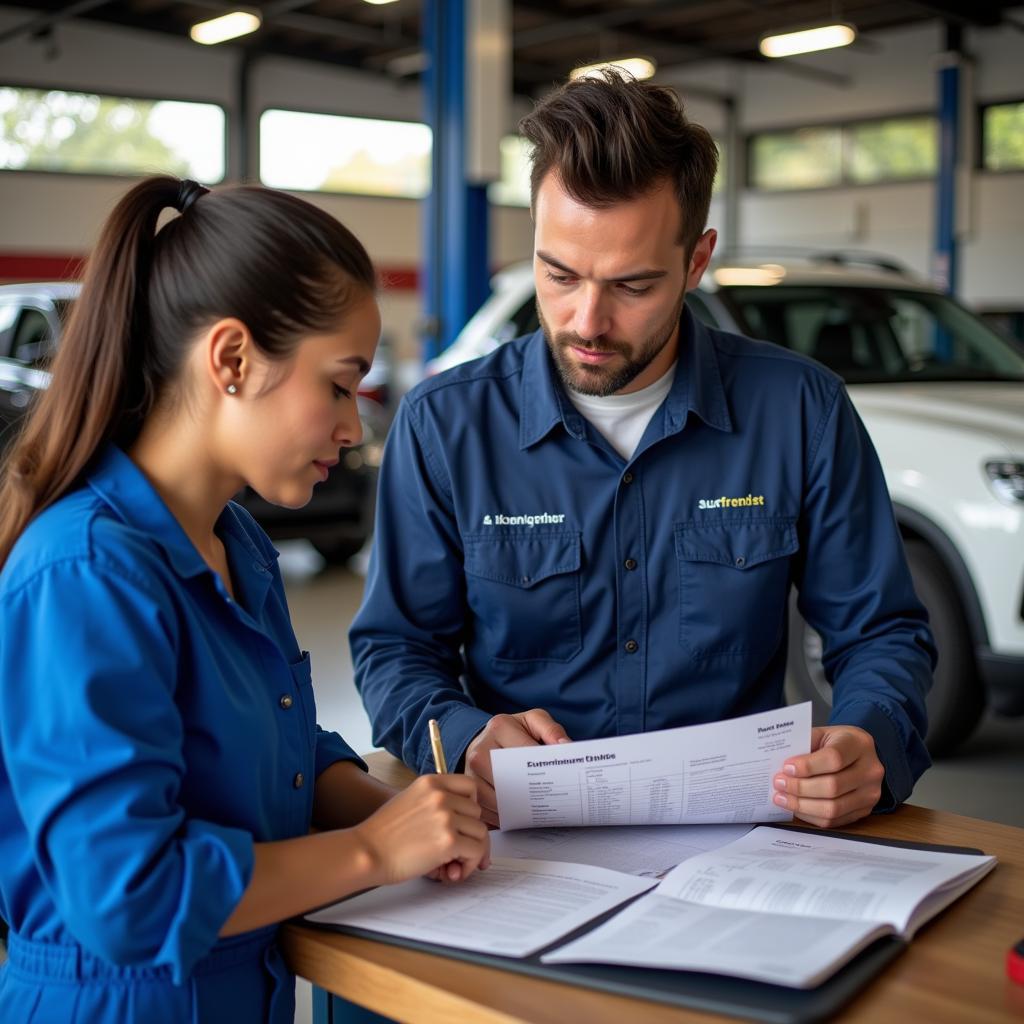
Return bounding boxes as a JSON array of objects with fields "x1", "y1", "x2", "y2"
[
  {"x1": 772, "y1": 725, "x2": 885, "y2": 828},
  {"x1": 464, "y1": 710, "x2": 571, "y2": 827}
]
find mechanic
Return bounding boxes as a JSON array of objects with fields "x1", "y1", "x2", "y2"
[{"x1": 352, "y1": 69, "x2": 935, "y2": 830}]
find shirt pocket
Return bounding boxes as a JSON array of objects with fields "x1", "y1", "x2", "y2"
[
  {"x1": 289, "y1": 650, "x2": 318, "y2": 752},
  {"x1": 674, "y1": 517, "x2": 798, "y2": 659},
  {"x1": 463, "y1": 530, "x2": 583, "y2": 663}
]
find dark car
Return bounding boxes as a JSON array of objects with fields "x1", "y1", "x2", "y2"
[{"x1": 0, "y1": 282, "x2": 385, "y2": 564}]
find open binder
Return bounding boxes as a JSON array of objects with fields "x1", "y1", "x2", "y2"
[{"x1": 303, "y1": 829, "x2": 990, "y2": 1024}]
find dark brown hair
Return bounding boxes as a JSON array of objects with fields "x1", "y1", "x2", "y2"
[
  {"x1": 0, "y1": 176, "x2": 375, "y2": 567},
  {"x1": 519, "y1": 68, "x2": 718, "y2": 256}
]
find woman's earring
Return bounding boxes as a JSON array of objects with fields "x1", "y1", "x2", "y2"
[{"x1": 226, "y1": 384, "x2": 238, "y2": 395}]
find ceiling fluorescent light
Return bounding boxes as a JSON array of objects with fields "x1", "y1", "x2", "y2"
[
  {"x1": 759, "y1": 24, "x2": 856, "y2": 59},
  {"x1": 190, "y1": 11, "x2": 261, "y2": 45},
  {"x1": 570, "y1": 57, "x2": 657, "y2": 82},
  {"x1": 363, "y1": 0, "x2": 401, "y2": 5}
]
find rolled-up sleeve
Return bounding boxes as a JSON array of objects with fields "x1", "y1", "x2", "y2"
[
  {"x1": 314, "y1": 726, "x2": 368, "y2": 778},
  {"x1": 795, "y1": 383, "x2": 935, "y2": 808},
  {"x1": 0, "y1": 560, "x2": 254, "y2": 983},
  {"x1": 351, "y1": 399, "x2": 491, "y2": 774}
]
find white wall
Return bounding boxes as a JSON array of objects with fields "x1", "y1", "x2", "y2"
[{"x1": 1, "y1": 4, "x2": 1022, "y2": 340}]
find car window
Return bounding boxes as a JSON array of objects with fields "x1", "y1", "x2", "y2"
[
  {"x1": 510, "y1": 295, "x2": 539, "y2": 339},
  {"x1": 12, "y1": 307, "x2": 58, "y2": 365},
  {"x1": 717, "y1": 285, "x2": 1024, "y2": 383},
  {"x1": 0, "y1": 303, "x2": 19, "y2": 358}
]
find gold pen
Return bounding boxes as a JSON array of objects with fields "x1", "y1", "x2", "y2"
[{"x1": 428, "y1": 718, "x2": 448, "y2": 774}]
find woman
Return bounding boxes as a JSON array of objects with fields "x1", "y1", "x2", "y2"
[{"x1": 0, "y1": 177, "x2": 489, "y2": 1023}]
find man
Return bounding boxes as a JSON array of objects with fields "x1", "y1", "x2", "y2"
[{"x1": 352, "y1": 70, "x2": 933, "y2": 830}]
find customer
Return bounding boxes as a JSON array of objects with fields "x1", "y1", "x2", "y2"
[
  {"x1": 352, "y1": 70, "x2": 934, "y2": 831},
  {"x1": 0, "y1": 176, "x2": 488, "y2": 1024}
]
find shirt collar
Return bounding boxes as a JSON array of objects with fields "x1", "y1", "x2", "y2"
[
  {"x1": 86, "y1": 445, "x2": 276, "y2": 580},
  {"x1": 518, "y1": 304, "x2": 732, "y2": 450}
]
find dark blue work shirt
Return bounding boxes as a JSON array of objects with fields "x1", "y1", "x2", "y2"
[
  {"x1": 352, "y1": 309, "x2": 934, "y2": 807},
  {"x1": 0, "y1": 445, "x2": 364, "y2": 1023}
]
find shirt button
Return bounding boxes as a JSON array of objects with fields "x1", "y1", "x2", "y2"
[
  {"x1": 279, "y1": 694, "x2": 294, "y2": 709},
  {"x1": 624, "y1": 558, "x2": 637, "y2": 571},
  {"x1": 624, "y1": 639, "x2": 639, "y2": 653},
  {"x1": 623, "y1": 472, "x2": 634, "y2": 484},
  {"x1": 293, "y1": 772, "x2": 305, "y2": 789},
  {"x1": 735, "y1": 556, "x2": 746, "y2": 567}
]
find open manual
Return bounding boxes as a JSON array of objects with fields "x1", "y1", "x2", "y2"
[{"x1": 542, "y1": 826, "x2": 996, "y2": 988}]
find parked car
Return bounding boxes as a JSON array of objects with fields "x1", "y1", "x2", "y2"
[
  {"x1": 0, "y1": 282, "x2": 386, "y2": 564},
  {"x1": 426, "y1": 255, "x2": 1024, "y2": 755}
]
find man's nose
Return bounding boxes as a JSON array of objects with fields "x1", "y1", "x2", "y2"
[{"x1": 572, "y1": 284, "x2": 611, "y2": 342}]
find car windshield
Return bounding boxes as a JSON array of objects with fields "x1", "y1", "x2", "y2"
[{"x1": 715, "y1": 285, "x2": 1024, "y2": 383}]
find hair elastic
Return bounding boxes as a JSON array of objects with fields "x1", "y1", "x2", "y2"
[{"x1": 175, "y1": 179, "x2": 209, "y2": 215}]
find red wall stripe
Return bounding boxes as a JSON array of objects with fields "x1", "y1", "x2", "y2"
[{"x1": 0, "y1": 253, "x2": 420, "y2": 291}]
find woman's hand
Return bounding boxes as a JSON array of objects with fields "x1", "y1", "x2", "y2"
[{"x1": 352, "y1": 773, "x2": 491, "y2": 886}]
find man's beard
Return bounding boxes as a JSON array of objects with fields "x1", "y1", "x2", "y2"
[{"x1": 540, "y1": 285, "x2": 687, "y2": 397}]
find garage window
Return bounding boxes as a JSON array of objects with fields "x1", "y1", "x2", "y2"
[
  {"x1": 749, "y1": 116, "x2": 936, "y2": 191},
  {"x1": 259, "y1": 109, "x2": 431, "y2": 198},
  {"x1": 982, "y1": 101, "x2": 1024, "y2": 171},
  {"x1": 0, "y1": 86, "x2": 225, "y2": 182}
]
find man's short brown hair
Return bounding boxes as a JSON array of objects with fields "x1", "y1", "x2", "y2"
[{"x1": 519, "y1": 69, "x2": 718, "y2": 258}]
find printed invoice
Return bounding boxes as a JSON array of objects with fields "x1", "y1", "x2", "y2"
[{"x1": 492, "y1": 703, "x2": 812, "y2": 831}]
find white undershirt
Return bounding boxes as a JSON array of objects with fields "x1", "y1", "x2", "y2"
[{"x1": 566, "y1": 363, "x2": 677, "y2": 461}]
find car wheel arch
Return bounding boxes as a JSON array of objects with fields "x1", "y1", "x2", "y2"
[{"x1": 893, "y1": 503, "x2": 988, "y2": 651}]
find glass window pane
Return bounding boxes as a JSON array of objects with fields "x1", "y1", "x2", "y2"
[
  {"x1": 0, "y1": 86, "x2": 225, "y2": 181},
  {"x1": 983, "y1": 102, "x2": 1024, "y2": 171},
  {"x1": 259, "y1": 109, "x2": 431, "y2": 198},
  {"x1": 847, "y1": 117, "x2": 937, "y2": 183},
  {"x1": 488, "y1": 135, "x2": 533, "y2": 207},
  {"x1": 749, "y1": 127, "x2": 842, "y2": 190}
]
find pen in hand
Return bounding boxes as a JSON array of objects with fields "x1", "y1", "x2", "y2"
[
  {"x1": 427, "y1": 719, "x2": 465, "y2": 882},
  {"x1": 429, "y1": 718, "x2": 448, "y2": 775}
]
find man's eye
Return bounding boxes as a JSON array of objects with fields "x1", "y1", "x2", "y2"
[
  {"x1": 545, "y1": 270, "x2": 574, "y2": 286},
  {"x1": 619, "y1": 283, "x2": 652, "y2": 297},
  {"x1": 332, "y1": 383, "x2": 353, "y2": 400}
]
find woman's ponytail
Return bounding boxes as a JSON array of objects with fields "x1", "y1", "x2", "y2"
[{"x1": 0, "y1": 176, "x2": 181, "y2": 566}]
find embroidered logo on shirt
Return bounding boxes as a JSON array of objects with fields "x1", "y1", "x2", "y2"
[
  {"x1": 698, "y1": 494, "x2": 766, "y2": 510},
  {"x1": 482, "y1": 513, "x2": 566, "y2": 527}
]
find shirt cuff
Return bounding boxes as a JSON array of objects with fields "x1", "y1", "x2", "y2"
[
  {"x1": 424, "y1": 704, "x2": 492, "y2": 776},
  {"x1": 159, "y1": 819, "x2": 255, "y2": 984},
  {"x1": 828, "y1": 700, "x2": 913, "y2": 813},
  {"x1": 315, "y1": 727, "x2": 369, "y2": 778}
]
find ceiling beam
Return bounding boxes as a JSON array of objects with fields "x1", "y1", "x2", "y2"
[{"x1": 0, "y1": 0, "x2": 112, "y2": 46}]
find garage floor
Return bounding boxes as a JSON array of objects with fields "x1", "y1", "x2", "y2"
[{"x1": 280, "y1": 544, "x2": 1024, "y2": 831}]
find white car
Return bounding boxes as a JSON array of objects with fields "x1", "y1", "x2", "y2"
[{"x1": 426, "y1": 256, "x2": 1024, "y2": 755}]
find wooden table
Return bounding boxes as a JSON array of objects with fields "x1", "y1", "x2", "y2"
[{"x1": 282, "y1": 752, "x2": 1024, "y2": 1023}]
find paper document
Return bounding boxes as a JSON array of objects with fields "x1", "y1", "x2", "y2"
[
  {"x1": 489, "y1": 823, "x2": 754, "y2": 877},
  {"x1": 492, "y1": 703, "x2": 812, "y2": 831},
  {"x1": 304, "y1": 857, "x2": 655, "y2": 958},
  {"x1": 543, "y1": 826, "x2": 996, "y2": 987}
]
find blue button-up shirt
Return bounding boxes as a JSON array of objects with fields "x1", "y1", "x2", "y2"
[
  {"x1": 0, "y1": 446, "x2": 363, "y2": 1023},
  {"x1": 353, "y1": 310, "x2": 934, "y2": 808}
]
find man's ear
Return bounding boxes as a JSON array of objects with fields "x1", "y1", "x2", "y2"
[
  {"x1": 204, "y1": 318, "x2": 254, "y2": 396},
  {"x1": 685, "y1": 229, "x2": 718, "y2": 291}
]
